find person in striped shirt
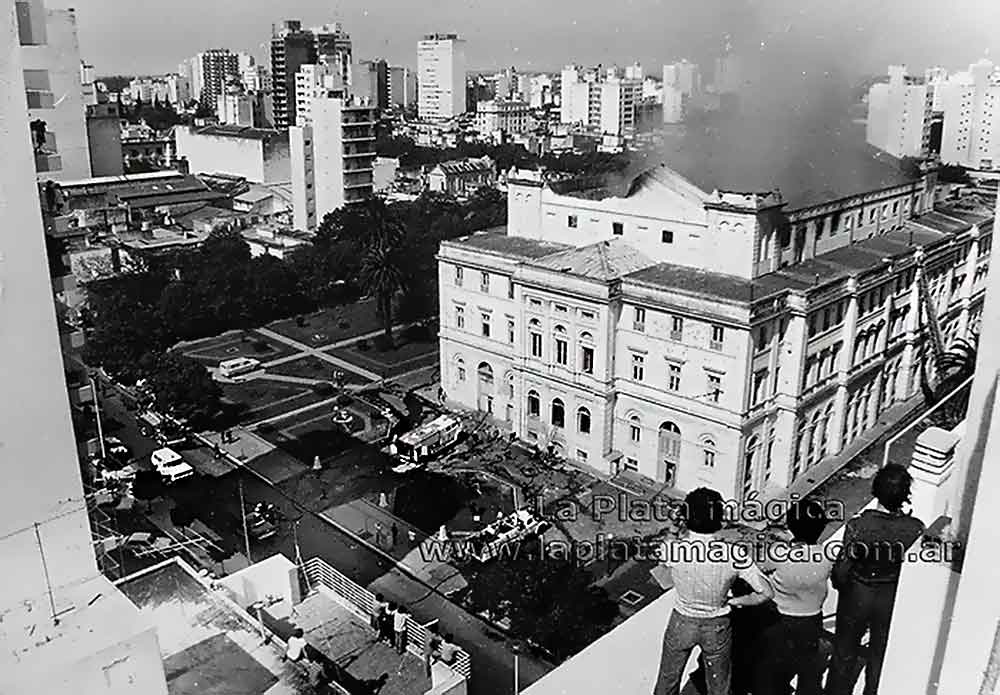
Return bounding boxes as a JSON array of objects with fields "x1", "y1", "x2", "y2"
[{"x1": 652, "y1": 488, "x2": 774, "y2": 695}]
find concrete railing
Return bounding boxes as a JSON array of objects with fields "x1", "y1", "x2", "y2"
[{"x1": 303, "y1": 556, "x2": 472, "y2": 681}]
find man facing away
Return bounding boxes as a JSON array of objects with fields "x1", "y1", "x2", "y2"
[
  {"x1": 826, "y1": 464, "x2": 924, "y2": 695},
  {"x1": 652, "y1": 487, "x2": 774, "y2": 695},
  {"x1": 758, "y1": 498, "x2": 834, "y2": 695}
]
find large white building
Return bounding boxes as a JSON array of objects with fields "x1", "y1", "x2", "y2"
[
  {"x1": 866, "y1": 65, "x2": 938, "y2": 160},
  {"x1": 2, "y1": 4, "x2": 169, "y2": 689},
  {"x1": 175, "y1": 125, "x2": 290, "y2": 183},
  {"x1": 290, "y1": 92, "x2": 376, "y2": 230},
  {"x1": 559, "y1": 66, "x2": 641, "y2": 136},
  {"x1": 475, "y1": 99, "x2": 530, "y2": 139},
  {"x1": 19, "y1": 1, "x2": 90, "y2": 180},
  {"x1": 417, "y1": 33, "x2": 467, "y2": 120},
  {"x1": 438, "y1": 157, "x2": 992, "y2": 500},
  {"x1": 662, "y1": 60, "x2": 701, "y2": 124},
  {"x1": 939, "y1": 59, "x2": 1000, "y2": 171},
  {"x1": 294, "y1": 59, "x2": 343, "y2": 126}
]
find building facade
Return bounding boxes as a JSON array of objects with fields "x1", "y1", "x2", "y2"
[
  {"x1": 183, "y1": 48, "x2": 241, "y2": 108},
  {"x1": 175, "y1": 125, "x2": 290, "y2": 183},
  {"x1": 291, "y1": 93, "x2": 376, "y2": 230},
  {"x1": 352, "y1": 58, "x2": 389, "y2": 111},
  {"x1": 388, "y1": 64, "x2": 417, "y2": 109},
  {"x1": 427, "y1": 156, "x2": 495, "y2": 197},
  {"x1": 939, "y1": 59, "x2": 1000, "y2": 171},
  {"x1": 19, "y1": 2, "x2": 90, "y2": 180},
  {"x1": 271, "y1": 20, "x2": 353, "y2": 129},
  {"x1": 866, "y1": 65, "x2": 937, "y2": 160},
  {"x1": 437, "y1": 165, "x2": 991, "y2": 500},
  {"x1": 85, "y1": 101, "x2": 123, "y2": 176},
  {"x1": 2, "y1": 5, "x2": 169, "y2": 689},
  {"x1": 417, "y1": 33, "x2": 467, "y2": 120},
  {"x1": 475, "y1": 99, "x2": 530, "y2": 138}
]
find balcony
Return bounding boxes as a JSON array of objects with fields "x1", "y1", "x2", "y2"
[
  {"x1": 343, "y1": 149, "x2": 375, "y2": 158},
  {"x1": 26, "y1": 89, "x2": 55, "y2": 109},
  {"x1": 35, "y1": 151, "x2": 62, "y2": 173}
]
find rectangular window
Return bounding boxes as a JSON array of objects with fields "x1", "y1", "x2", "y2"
[
  {"x1": 455, "y1": 305, "x2": 465, "y2": 329},
  {"x1": 662, "y1": 230, "x2": 674, "y2": 244},
  {"x1": 581, "y1": 346, "x2": 594, "y2": 374},
  {"x1": 580, "y1": 310, "x2": 595, "y2": 321},
  {"x1": 668, "y1": 363, "x2": 681, "y2": 392},
  {"x1": 555, "y1": 339, "x2": 568, "y2": 365},
  {"x1": 612, "y1": 221, "x2": 624, "y2": 236},
  {"x1": 568, "y1": 215, "x2": 578, "y2": 228},
  {"x1": 530, "y1": 332, "x2": 543, "y2": 357},
  {"x1": 554, "y1": 304, "x2": 568, "y2": 314},
  {"x1": 480, "y1": 271, "x2": 490, "y2": 292},
  {"x1": 481, "y1": 313, "x2": 491, "y2": 338},
  {"x1": 632, "y1": 354, "x2": 645, "y2": 381},
  {"x1": 710, "y1": 325, "x2": 725, "y2": 351},
  {"x1": 633, "y1": 307, "x2": 646, "y2": 332},
  {"x1": 507, "y1": 318, "x2": 515, "y2": 343},
  {"x1": 707, "y1": 374, "x2": 722, "y2": 402},
  {"x1": 576, "y1": 449, "x2": 589, "y2": 462},
  {"x1": 752, "y1": 370, "x2": 768, "y2": 405},
  {"x1": 624, "y1": 457, "x2": 639, "y2": 471},
  {"x1": 529, "y1": 297, "x2": 543, "y2": 309},
  {"x1": 670, "y1": 316, "x2": 683, "y2": 341},
  {"x1": 629, "y1": 425, "x2": 641, "y2": 443},
  {"x1": 508, "y1": 279, "x2": 515, "y2": 299},
  {"x1": 454, "y1": 266, "x2": 463, "y2": 286},
  {"x1": 704, "y1": 449, "x2": 716, "y2": 467}
]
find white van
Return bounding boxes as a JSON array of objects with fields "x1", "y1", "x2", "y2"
[
  {"x1": 150, "y1": 447, "x2": 195, "y2": 484},
  {"x1": 218, "y1": 357, "x2": 262, "y2": 379}
]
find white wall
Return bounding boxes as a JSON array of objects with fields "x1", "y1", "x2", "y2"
[{"x1": 175, "y1": 128, "x2": 265, "y2": 181}]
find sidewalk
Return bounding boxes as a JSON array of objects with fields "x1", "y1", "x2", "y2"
[{"x1": 322, "y1": 499, "x2": 468, "y2": 596}]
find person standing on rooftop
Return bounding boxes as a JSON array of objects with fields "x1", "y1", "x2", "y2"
[{"x1": 652, "y1": 487, "x2": 774, "y2": 695}]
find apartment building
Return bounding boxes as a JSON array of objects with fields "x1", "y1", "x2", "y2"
[
  {"x1": 179, "y1": 48, "x2": 243, "y2": 108},
  {"x1": 18, "y1": 0, "x2": 90, "y2": 180},
  {"x1": 271, "y1": 20, "x2": 352, "y2": 129},
  {"x1": 939, "y1": 59, "x2": 1000, "y2": 170},
  {"x1": 417, "y1": 33, "x2": 467, "y2": 120},
  {"x1": 175, "y1": 125, "x2": 290, "y2": 183},
  {"x1": 560, "y1": 66, "x2": 641, "y2": 136},
  {"x1": 353, "y1": 58, "x2": 389, "y2": 111},
  {"x1": 2, "y1": 6, "x2": 169, "y2": 689},
  {"x1": 475, "y1": 99, "x2": 530, "y2": 138},
  {"x1": 866, "y1": 65, "x2": 938, "y2": 159},
  {"x1": 663, "y1": 60, "x2": 701, "y2": 124},
  {"x1": 290, "y1": 92, "x2": 376, "y2": 230},
  {"x1": 438, "y1": 159, "x2": 992, "y2": 500},
  {"x1": 389, "y1": 64, "x2": 417, "y2": 109}
]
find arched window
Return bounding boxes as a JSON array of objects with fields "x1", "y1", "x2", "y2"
[
  {"x1": 553, "y1": 325, "x2": 569, "y2": 366},
  {"x1": 577, "y1": 407, "x2": 591, "y2": 434},
  {"x1": 453, "y1": 356, "x2": 466, "y2": 383},
  {"x1": 527, "y1": 390, "x2": 540, "y2": 418},
  {"x1": 579, "y1": 332, "x2": 595, "y2": 374},
  {"x1": 529, "y1": 318, "x2": 543, "y2": 358},
  {"x1": 701, "y1": 436, "x2": 716, "y2": 468},
  {"x1": 551, "y1": 398, "x2": 565, "y2": 428},
  {"x1": 658, "y1": 421, "x2": 681, "y2": 461},
  {"x1": 743, "y1": 435, "x2": 759, "y2": 498},
  {"x1": 505, "y1": 372, "x2": 515, "y2": 399},
  {"x1": 477, "y1": 362, "x2": 494, "y2": 390},
  {"x1": 629, "y1": 413, "x2": 642, "y2": 443}
]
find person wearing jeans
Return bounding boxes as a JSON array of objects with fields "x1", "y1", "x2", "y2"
[
  {"x1": 826, "y1": 464, "x2": 924, "y2": 695},
  {"x1": 652, "y1": 488, "x2": 774, "y2": 695},
  {"x1": 758, "y1": 499, "x2": 834, "y2": 695}
]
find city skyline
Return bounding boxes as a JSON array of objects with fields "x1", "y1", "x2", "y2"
[{"x1": 49, "y1": 0, "x2": 1000, "y2": 79}]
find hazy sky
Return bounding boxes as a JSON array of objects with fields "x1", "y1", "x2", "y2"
[{"x1": 50, "y1": 0, "x2": 1000, "y2": 79}]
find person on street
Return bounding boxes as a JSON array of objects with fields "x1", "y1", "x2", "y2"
[
  {"x1": 394, "y1": 605, "x2": 409, "y2": 654},
  {"x1": 391, "y1": 523, "x2": 399, "y2": 547},
  {"x1": 423, "y1": 624, "x2": 442, "y2": 677},
  {"x1": 826, "y1": 464, "x2": 924, "y2": 695},
  {"x1": 438, "y1": 634, "x2": 458, "y2": 665},
  {"x1": 652, "y1": 487, "x2": 774, "y2": 695},
  {"x1": 757, "y1": 499, "x2": 833, "y2": 695}
]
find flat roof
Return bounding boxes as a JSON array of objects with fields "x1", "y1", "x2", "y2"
[
  {"x1": 55, "y1": 170, "x2": 186, "y2": 189},
  {"x1": 193, "y1": 125, "x2": 286, "y2": 141},
  {"x1": 119, "y1": 559, "x2": 311, "y2": 695},
  {"x1": 443, "y1": 227, "x2": 572, "y2": 260},
  {"x1": 625, "y1": 262, "x2": 806, "y2": 303}
]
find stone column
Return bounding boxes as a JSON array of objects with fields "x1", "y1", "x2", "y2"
[
  {"x1": 771, "y1": 296, "x2": 807, "y2": 488},
  {"x1": 828, "y1": 281, "x2": 858, "y2": 455},
  {"x1": 899, "y1": 254, "x2": 924, "y2": 398}
]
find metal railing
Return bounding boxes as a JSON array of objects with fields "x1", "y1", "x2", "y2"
[
  {"x1": 303, "y1": 556, "x2": 472, "y2": 680},
  {"x1": 882, "y1": 374, "x2": 973, "y2": 469}
]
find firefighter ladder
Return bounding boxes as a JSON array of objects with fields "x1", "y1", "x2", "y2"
[{"x1": 916, "y1": 260, "x2": 947, "y2": 365}]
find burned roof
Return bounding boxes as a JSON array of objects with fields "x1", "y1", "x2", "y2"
[
  {"x1": 443, "y1": 227, "x2": 571, "y2": 259},
  {"x1": 530, "y1": 239, "x2": 656, "y2": 281}
]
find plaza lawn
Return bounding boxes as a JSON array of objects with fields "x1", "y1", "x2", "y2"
[
  {"x1": 326, "y1": 326, "x2": 439, "y2": 379},
  {"x1": 267, "y1": 356, "x2": 372, "y2": 385},
  {"x1": 216, "y1": 378, "x2": 336, "y2": 425},
  {"x1": 181, "y1": 330, "x2": 299, "y2": 365},
  {"x1": 267, "y1": 299, "x2": 385, "y2": 347}
]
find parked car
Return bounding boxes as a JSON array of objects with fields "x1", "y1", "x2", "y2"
[
  {"x1": 246, "y1": 510, "x2": 277, "y2": 541},
  {"x1": 150, "y1": 447, "x2": 195, "y2": 484},
  {"x1": 156, "y1": 421, "x2": 188, "y2": 448},
  {"x1": 104, "y1": 436, "x2": 130, "y2": 459}
]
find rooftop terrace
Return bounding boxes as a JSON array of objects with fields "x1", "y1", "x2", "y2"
[{"x1": 118, "y1": 558, "x2": 315, "y2": 695}]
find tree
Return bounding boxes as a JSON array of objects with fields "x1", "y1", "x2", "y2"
[
  {"x1": 359, "y1": 240, "x2": 407, "y2": 346},
  {"x1": 468, "y1": 538, "x2": 619, "y2": 660},
  {"x1": 146, "y1": 352, "x2": 222, "y2": 425},
  {"x1": 132, "y1": 470, "x2": 166, "y2": 508}
]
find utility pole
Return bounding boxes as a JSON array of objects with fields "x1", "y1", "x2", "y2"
[
  {"x1": 90, "y1": 373, "x2": 106, "y2": 460},
  {"x1": 239, "y1": 478, "x2": 252, "y2": 564}
]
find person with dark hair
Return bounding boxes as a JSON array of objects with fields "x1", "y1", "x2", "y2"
[
  {"x1": 382, "y1": 602, "x2": 397, "y2": 643},
  {"x1": 652, "y1": 488, "x2": 774, "y2": 695},
  {"x1": 371, "y1": 593, "x2": 388, "y2": 634},
  {"x1": 394, "y1": 605, "x2": 409, "y2": 654},
  {"x1": 756, "y1": 499, "x2": 833, "y2": 695},
  {"x1": 827, "y1": 464, "x2": 924, "y2": 695},
  {"x1": 283, "y1": 627, "x2": 307, "y2": 663},
  {"x1": 423, "y1": 623, "x2": 441, "y2": 677}
]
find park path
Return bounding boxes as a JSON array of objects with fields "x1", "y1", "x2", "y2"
[
  {"x1": 254, "y1": 373, "x2": 324, "y2": 387},
  {"x1": 256, "y1": 327, "x2": 382, "y2": 382}
]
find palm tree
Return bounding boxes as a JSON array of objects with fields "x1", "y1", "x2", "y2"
[{"x1": 360, "y1": 240, "x2": 406, "y2": 346}]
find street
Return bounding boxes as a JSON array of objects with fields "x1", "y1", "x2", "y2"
[{"x1": 97, "y1": 387, "x2": 551, "y2": 695}]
